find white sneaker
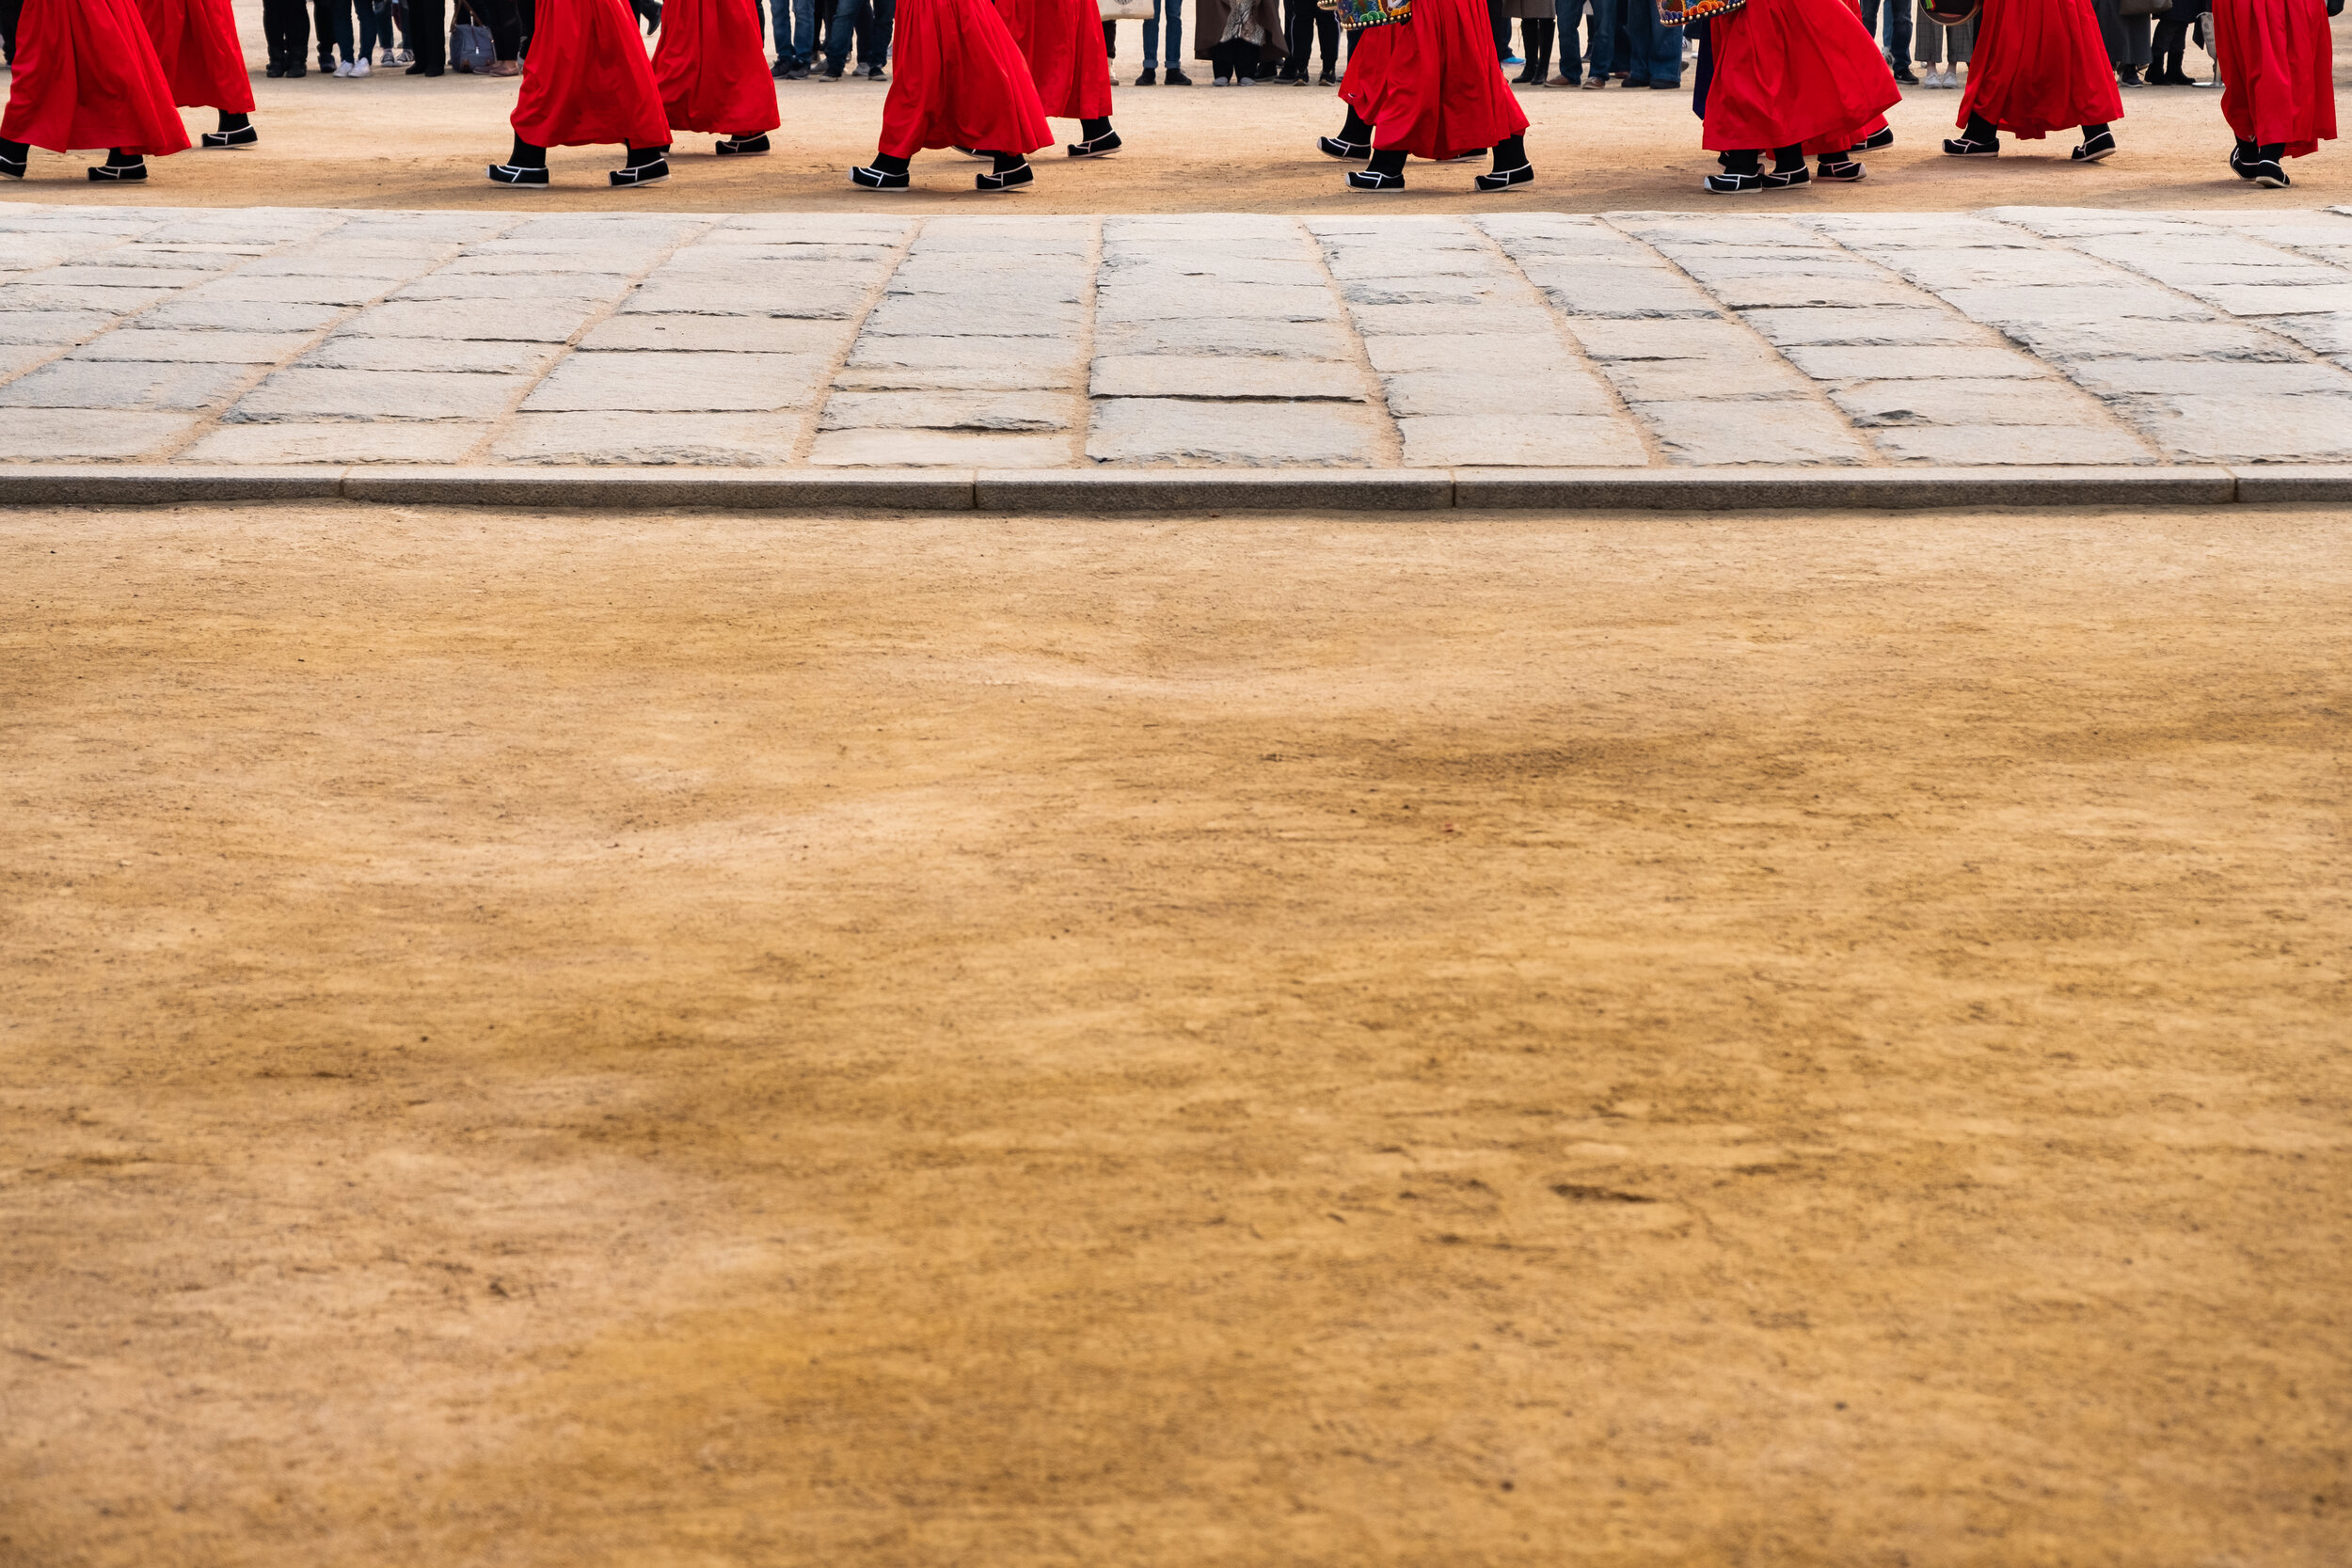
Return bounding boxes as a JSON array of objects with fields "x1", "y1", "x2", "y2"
[
  {"x1": 333, "y1": 58, "x2": 352, "y2": 75},
  {"x1": 1940, "y1": 67, "x2": 1956, "y2": 87},
  {"x1": 350, "y1": 55, "x2": 370, "y2": 75}
]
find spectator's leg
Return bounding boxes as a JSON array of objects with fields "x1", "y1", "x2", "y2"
[
  {"x1": 865, "y1": 0, "x2": 893, "y2": 68},
  {"x1": 408, "y1": 0, "x2": 444, "y2": 71},
  {"x1": 1884, "y1": 0, "x2": 1912, "y2": 72},
  {"x1": 1164, "y1": 0, "x2": 1182, "y2": 66},
  {"x1": 480, "y1": 0, "x2": 520, "y2": 58},
  {"x1": 1315, "y1": 3, "x2": 1335, "y2": 70},
  {"x1": 1486, "y1": 0, "x2": 1509, "y2": 57}
]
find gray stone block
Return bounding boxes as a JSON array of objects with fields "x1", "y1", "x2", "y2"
[
  {"x1": 493, "y1": 411, "x2": 803, "y2": 466},
  {"x1": 0, "y1": 357, "x2": 248, "y2": 410},
  {"x1": 2227, "y1": 463, "x2": 2352, "y2": 500},
  {"x1": 1567, "y1": 317, "x2": 1773, "y2": 359},
  {"x1": 228, "y1": 368, "x2": 526, "y2": 422},
  {"x1": 1936, "y1": 283, "x2": 2212, "y2": 325},
  {"x1": 0, "y1": 310, "x2": 114, "y2": 344},
  {"x1": 40, "y1": 263, "x2": 222, "y2": 287},
  {"x1": 300, "y1": 337, "x2": 562, "y2": 374},
  {"x1": 580, "y1": 314, "x2": 853, "y2": 354},
  {"x1": 1394, "y1": 413, "x2": 1646, "y2": 467},
  {"x1": 0, "y1": 464, "x2": 343, "y2": 502},
  {"x1": 2259, "y1": 314, "x2": 2352, "y2": 356},
  {"x1": 2194, "y1": 281, "x2": 2352, "y2": 317},
  {"x1": 73, "y1": 328, "x2": 315, "y2": 364},
  {"x1": 1379, "y1": 368, "x2": 1615, "y2": 419},
  {"x1": 1091, "y1": 356, "x2": 1363, "y2": 401},
  {"x1": 1866, "y1": 248, "x2": 2113, "y2": 289},
  {"x1": 1347, "y1": 302, "x2": 1556, "y2": 337},
  {"x1": 1699, "y1": 276, "x2": 1932, "y2": 310},
  {"x1": 1631, "y1": 398, "x2": 1875, "y2": 466},
  {"x1": 1867, "y1": 423, "x2": 2156, "y2": 466},
  {"x1": 1087, "y1": 398, "x2": 1386, "y2": 467},
  {"x1": 1782, "y1": 344, "x2": 2049, "y2": 381},
  {"x1": 617, "y1": 280, "x2": 873, "y2": 319},
  {"x1": 343, "y1": 467, "x2": 976, "y2": 510},
  {"x1": 2110, "y1": 390, "x2": 2352, "y2": 463},
  {"x1": 861, "y1": 293, "x2": 1081, "y2": 338},
  {"x1": 1994, "y1": 316, "x2": 2305, "y2": 362},
  {"x1": 140, "y1": 297, "x2": 348, "y2": 334},
  {"x1": 1744, "y1": 307, "x2": 1997, "y2": 347},
  {"x1": 522, "y1": 351, "x2": 832, "y2": 412},
  {"x1": 1451, "y1": 466, "x2": 2234, "y2": 510},
  {"x1": 818, "y1": 389, "x2": 1073, "y2": 432},
  {"x1": 2061, "y1": 359, "x2": 2352, "y2": 397},
  {"x1": 179, "y1": 421, "x2": 486, "y2": 465},
  {"x1": 1828, "y1": 377, "x2": 2118, "y2": 428},
  {"x1": 186, "y1": 277, "x2": 390, "y2": 307},
  {"x1": 390, "y1": 271, "x2": 631, "y2": 303},
  {"x1": 1339, "y1": 277, "x2": 1516, "y2": 309},
  {"x1": 1601, "y1": 356, "x2": 1814, "y2": 402},
  {"x1": 1095, "y1": 283, "x2": 1336, "y2": 322},
  {"x1": 335, "y1": 299, "x2": 602, "y2": 341},
  {"x1": 1517, "y1": 263, "x2": 1724, "y2": 319},
  {"x1": 0, "y1": 408, "x2": 194, "y2": 460},
  {"x1": 979, "y1": 468, "x2": 1453, "y2": 512},
  {"x1": 0, "y1": 282, "x2": 183, "y2": 314},
  {"x1": 807, "y1": 428, "x2": 1071, "y2": 467},
  {"x1": 1361, "y1": 334, "x2": 1575, "y2": 373},
  {"x1": 1093, "y1": 317, "x2": 1357, "y2": 359}
]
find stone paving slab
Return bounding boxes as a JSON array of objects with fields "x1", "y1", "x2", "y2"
[{"x1": 8, "y1": 202, "x2": 2352, "y2": 470}]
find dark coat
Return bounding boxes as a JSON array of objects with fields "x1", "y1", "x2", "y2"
[{"x1": 1193, "y1": 0, "x2": 1288, "y2": 58}]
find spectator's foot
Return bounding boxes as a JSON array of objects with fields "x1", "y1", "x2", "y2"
[
  {"x1": 1210, "y1": 74, "x2": 1228, "y2": 85},
  {"x1": 397, "y1": 47, "x2": 413, "y2": 61},
  {"x1": 0, "y1": 139, "x2": 26, "y2": 179},
  {"x1": 1579, "y1": 74, "x2": 1604, "y2": 88},
  {"x1": 1705, "y1": 170, "x2": 1762, "y2": 192},
  {"x1": 333, "y1": 59, "x2": 352, "y2": 75},
  {"x1": 1135, "y1": 67, "x2": 1155, "y2": 84},
  {"x1": 1317, "y1": 135, "x2": 1371, "y2": 160},
  {"x1": 1860, "y1": 125, "x2": 1894, "y2": 149},
  {"x1": 611, "y1": 148, "x2": 670, "y2": 185},
  {"x1": 405, "y1": 61, "x2": 430, "y2": 73},
  {"x1": 2117, "y1": 64, "x2": 2142, "y2": 87},
  {"x1": 716, "y1": 133, "x2": 771, "y2": 155},
  {"x1": 284, "y1": 63, "x2": 304, "y2": 75},
  {"x1": 850, "y1": 164, "x2": 911, "y2": 188},
  {"x1": 1317, "y1": 66, "x2": 1336, "y2": 84},
  {"x1": 862, "y1": 63, "x2": 885, "y2": 79},
  {"x1": 1894, "y1": 67, "x2": 1917, "y2": 84},
  {"x1": 1545, "y1": 72, "x2": 1573, "y2": 85},
  {"x1": 88, "y1": 152, "x2": 146, "y2": 182},
  {"x1": 350, "y1": 55, "x2": 370, "y2": 75},
  {"x1": 1067, "y1": 129, "x2": 1121, "y2": 158},
  {"x1": 822, "y1": 61, "x2": 845, "y2": 78},
  {"x1": 265, "y1": 62, "x2": 284, "y2": 77},
  {"x1": 201, "y1": 114, "x2": 257, "y2": 149},
  {"x1": 486, "y1": 162, "x2": 550, "y2": 185},
  {"x1": 1165, "y1": 68, "x2": 1193, "y2": 84},
  {"x1": 2071, "y1": 126, "x2": 2116, "y2": 163},
  {"x1": 1815, "y1": 158, "x2": 1865, "y2": 181},
  {"x1": 1648, "y1": 78, "x2": 1678, "y2": 87},
  {"x1": 490, "y1": 58, "x2": 521, "y2": 74},
  {"x1": 976, "y1": 159, "x2": 1033, "y2": 192}
]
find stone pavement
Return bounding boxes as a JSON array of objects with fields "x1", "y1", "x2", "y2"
[{"x1": 7, "y1": 201, "x2": 2352, "y2": 469}]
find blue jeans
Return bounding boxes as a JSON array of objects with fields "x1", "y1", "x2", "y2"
[
  {"x1": 1551, "y1": 0, "x2": 1588, "y2": 79},
  {"x1": 771, "y1": 0, "x2": 815, "y2": 64},
  {"x1": 357, "y1": 0, "x2": 394, "y2": 56},
  {"x1": 1605, "y1": 0, "x2": 1679, "y2": 83},
  {"x1": 825, "y1": 0, "x2": 892, "y2": 66},
  {"x1": 1860, "y1": 0, "x2": 1911, "y2": 65},
  {"x1": 1140, "y1": 0, "x2": 1181, "y2": 66}
]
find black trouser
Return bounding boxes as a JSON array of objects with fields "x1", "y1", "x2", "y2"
[
  {"x1": 2149, "y1": 6, "x2": 2190, "y2": 63},
  {"x1": 1487, "y1": 0, "x2": 1510, "y2": 54},
  {"x1": 2, "y1": 0, "x2": 24, "y2": 61},
  {"x1": 410, "y1": 0, "x2": 445, "y2": 69},
  {"x1": 1284, "y1": 0, "x2": 1337, "y2": 71},
  {"x1": 472, "y1": 0, "x2": 522, "y2": 55},
  {"x1": 1209, "y1": 36, "x2": 1263, "y2": 76},
  {"x1": 262, "y1": 0, "x2": 308, "y2": 64}
]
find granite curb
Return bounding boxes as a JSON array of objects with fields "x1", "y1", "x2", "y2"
[{"x1": 0, "y1": 465, "x2": 2331, "y2": 511}]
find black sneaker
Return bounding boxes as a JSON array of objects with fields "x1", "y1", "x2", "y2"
[
  {"x1": 1136, "y1": 67, "x2": 1155, "y2": 84},
  {"x1": 976, "y1": 161, "x2": 1034, "y2": 190},
  {"x1": 823, "y1": 61, "x2": 844, "y2": 78},
  {"x1": 1164, "y1": 68, "x2": 1192, "y2": 85},
  {"x1": 850, "y1": 164, "x2": 910, "y2": 188},
  {"x1": 2071, "y1": 128, "x2": 2116, "y2": 162},
  {"x1": 285, "y1": 64, "x2": 304, "y2": 75},
  {"x1": 1318, "y1": 66, "x2": 1337, "y2": 84},
  {"x1": 1473, "y1": 162, "x2": 1533, "y2": 191},
  {"x1": 265, "y1": 62, "x2": 285, "y2": 76},
  {"x1": 716, "y1": 133, "x2": 771, "y2": 154},
  {"x1": 1346, "y1": 167, "x2": 1405, "y2": 191},
  {"x1": 1704, "y1": 170, "x2": 1762, "y2": 192},
  {"x1": 487, "y1": 162, "x2": 549, "y2": 185},
  {"x1": 862, "y1": 63, "x2": 885, "y2": 79},
  {"x1": 1942, "y1": 135, "x2": 1997, "y2": 154},
  {"x1": 1068, "y1": 129, "x2": 1121, "y2": 158},
  {"x1": 1894, "y1": 67, "x2": 1918, "y2": 84},
  {"x1": 1317, "y1": 135, "x2": 1371, "y2": 160},
  {"x1": 609, "y1": 156, "x2": 669, "y2": 185}
]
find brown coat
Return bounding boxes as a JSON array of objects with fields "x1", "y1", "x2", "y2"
[{"x1": 1193, "y1": 0, "x2": 1288, "y2": 59}]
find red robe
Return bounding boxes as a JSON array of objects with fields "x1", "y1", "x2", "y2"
[
  {"x1": 1702, "y1": 0, "x2": 1899, "y2": 151},
  {"x1": 652, "y1": 0, "x2": 781, "y2": 134},
  {"x1": 1955, "y1": 0, "x2": 2122, "y2": 138},
  {"x1": 878, "y1": 0, "x2": 1052, "y2": 157},
  {"x1": 0, "y1": 0, "x2": 191, "y2": 155},
  {"x1": 512, "y1": 0, "x2": 673, "y2": 149},
  {"x1": 2216, "y1": 0, "x2": 2334, "y2": 157},
  {"x1": 1338, "y1": 0, "x2": 1530, "y2": 160},
  {"x1": 135, "y1": 0, "x2": 252, "y2": 113},
  {"x1": 998, "y1": 0, "x2": 1112, "y2": 119}
]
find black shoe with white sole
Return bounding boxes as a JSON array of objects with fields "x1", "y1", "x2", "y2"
[
  {"x1": 88, "y1": 157, "x2": 147, "y2": 182},
  {"x1": 2247, "y1": 157, "x2": 2288, "y2": 187},
  {"x1": 201, "y1": 122, "x2": 258, "y2": 149},
  {"x1": 2229, "y1": 139, "x2": 2259, "y2": 178},
  {"x1": 1346, "y1": 167, "x2": 1406, "y2": 190},
  {"x1": 1763, "y1": 164, "x2": 1810, "y2": 187},
  {"x1": 1859, "y1": 126, "x2": 1894, "y2": 150},
  {"x1": 1068, "y1": 130, "x2": 1121, "y2": 157},
  {"x1": 1941, "y1": 135, "x2": 1998, "y2": 154},
  {"x1": 1815, "y1": 158, "x2": 1866, "y2": 181},
  {"x1": 1318, "y1": 135, "x2": 1371, "y2": 160},
  {"x1": 610, "y1": 156, "x2": 669, "y2": 185},
  {"x1": 716, "y1": 133, "x2": 771, "y2": 155},
  {"x1": 2071, "y1": 128, "x2": 2116, "y2": 162},
  {"x1": 850, "y1": 163, "x2": 911, "y2": 188},
  {"x1": 1705, "y1": 170, "x2": 1763, "y2": 192},
  {"x1": 487, "y1": 162, "x2": 550, "y2": 185},
  {"x1": 1473, "y1": 162, "x2": 1533, "y2": 191},
  {"x1": 0, "y1": 139, "x2": 25, "y2": 179},
  {"x1": 976, "y1": 161, "x2": 1034, "y2": 190}
]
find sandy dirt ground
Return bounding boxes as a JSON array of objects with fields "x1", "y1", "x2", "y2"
[
  {"x1": 2, "y1": 502, "x2": 2346, "y2": 1567},
  {"x1": 0, "y1": 9, "x2": 2346, "y2": 211}
]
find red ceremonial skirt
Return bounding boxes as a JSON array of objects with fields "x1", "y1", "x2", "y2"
[
  {"x1": 1339, "y1": 0, "x2": 1530, "y2": 160},
  {"x1": 997, "y1": 0, "x2": 1112, "y2": 119},
  {"x1": 1703, "y1": 0, "x2": 1899, "y2": 151},
  {"x1": 135, "y1": 0, "x2": 253, "y2": 113},
  {"x1": 512, "y1": 0, "x2": 674, "y2": 148},
  {"x1": 651, "y1": 0, "x2": 781, "y2": 134},
  {"x1": 1956, "y1": 0, "x2": 2122, "y2": 138},
  {"x1": 0, "y1": 0, "x2": 191, "y2": 155},
  {"x1": 2216, "y1": 0, "x2": 2335, "y2": 157},
  {"x1": 878, "y1": 0, "x2": 1053, "y2": 157}
]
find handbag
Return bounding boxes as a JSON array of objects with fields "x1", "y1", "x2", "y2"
[
  {"x1": 1098, "y1": 0, "x2": 1154, "y2": 18},
  {"x1": 450, "y1": 20, "x2": 494, "y2": 69}
]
